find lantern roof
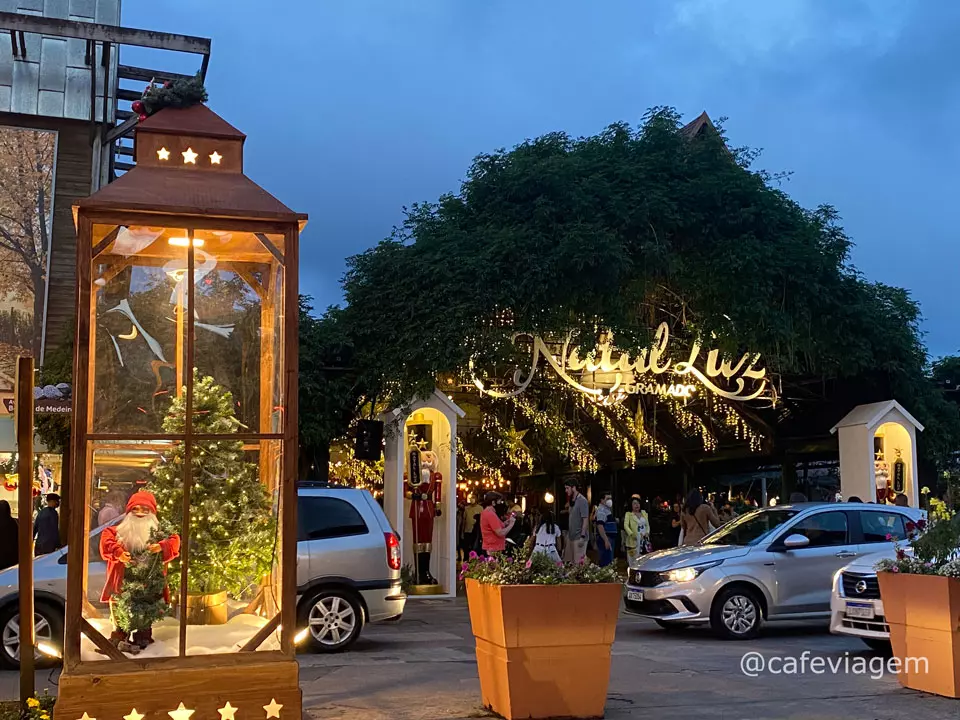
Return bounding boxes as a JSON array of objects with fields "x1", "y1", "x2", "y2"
[{"x1": 76, "y1": 105, "x2": 306, "y2": 224}]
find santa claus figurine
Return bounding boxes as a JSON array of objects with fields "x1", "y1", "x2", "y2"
[
  {"x1": 99, "y1": 490, "x2": 180, "y2": 652},
  {"x1": 405, "y1": 449, "x2": 442, "y2": 586}
]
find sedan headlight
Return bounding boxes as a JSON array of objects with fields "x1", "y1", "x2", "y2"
[{"x1": 664, "y1": 560, "x2": 723, "y2": 583}]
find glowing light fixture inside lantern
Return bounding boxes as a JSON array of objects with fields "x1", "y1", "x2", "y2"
[
  {"x1": 263, "y1": 699, "x2": 283, "y2": 719},
  {"x1": 209, "y1": 151, "x2": 223, "y2": 165},
  {"x1": 157, "y1": 147, "x2": 170, "y2": 161},
  {"x1": 168, "y1": 237, "x2": 205, "y2": 248},
  {"x1": 182, "y1": 147, "x2": 198, "y2": 164},
  {"x1": 544, "y1": 492, "x2": 555, "y2": 504}
]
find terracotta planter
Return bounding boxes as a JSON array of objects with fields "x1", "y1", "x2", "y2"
[
  {"x1": 465, "y1": 579, "x2": 621, "y2": 719},
  {"x1": 878, "y1": 572, "x2": 960, "y2": 697}
]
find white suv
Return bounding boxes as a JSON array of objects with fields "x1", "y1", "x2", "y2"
[{"x1": 829, "y1": 512, "x2": 924, "y2": 652}]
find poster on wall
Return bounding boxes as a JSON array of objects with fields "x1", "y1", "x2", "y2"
[{"x1": 0, "y1": 125, "x2": 57, "y2": 415}]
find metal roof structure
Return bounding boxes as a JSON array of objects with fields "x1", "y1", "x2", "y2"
[{"x1": 0, "y1": 6, "x2": 211, "y2": 189}]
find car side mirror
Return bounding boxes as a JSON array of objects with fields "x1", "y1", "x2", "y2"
[{"x1": 782, "y1": 534, "x2": 810, "y2": 549}]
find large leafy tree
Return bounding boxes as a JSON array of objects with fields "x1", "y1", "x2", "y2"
[{"x1": 338, "y1": 108, "x2": 958, "y2": 472}]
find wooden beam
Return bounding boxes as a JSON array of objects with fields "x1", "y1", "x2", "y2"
[
  {"x1": 0, "y1": 12, "x2": 210, "y2": 54},
  {"x1": 118, "y1": 64, "x2": 194, "y2": 83},
  {"x1": 17, "y1": 357, "x2": 35, "y2": 703},
  {"x1": 79, "y1": 618, "x2": 129, "y2": 662},
  {"x1": 239, "y1": 614, "x2": 281, "y2": 652},
  {"x1": 104, "y1": 115, "x2": 137, "y2": 143}
]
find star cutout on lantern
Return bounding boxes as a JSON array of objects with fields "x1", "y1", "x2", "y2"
[
  {"x1": 124, "y1": 710, "x2": 145, "y2": 720},
  {"x1": 263, "y1": 699, "x2": 283, "y2": 719},
  {"x1": 77, "y1": 714, "x2": 96, "y2": 720},
  {"x1": 182, "y1": 148, "x2": 198, "y2": 164},
  {"x1": 168, "y1": 703, "x2": 195, "y2": 720},
  {"x1": 218, "y1": 703, "x2": 238, "y2": 720},
  {"x1": 157, "y1": 147, "x2": 170, "y2": 161},
  {"x1": 209, "y1": 151, "x2": 222, "y2": 165}
]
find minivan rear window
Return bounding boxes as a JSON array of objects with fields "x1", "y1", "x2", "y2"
[{"x1": 298, "y1": 496, "x2": 368, "y2": 540}]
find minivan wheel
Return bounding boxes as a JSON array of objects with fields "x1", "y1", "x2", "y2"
[
  {"x1": 0, "y1": 601, "x2": 63, "y2": 669},
  {"x1": 711, "y1": 586, "x2": 762, "y2": 640},
  {"x1": 299, "y1": 590, "x2": 363, "y2": 653}
]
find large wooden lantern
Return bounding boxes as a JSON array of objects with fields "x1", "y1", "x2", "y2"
[{"x1": 56, "y1": 106, "x2": 305, "y2": 720}]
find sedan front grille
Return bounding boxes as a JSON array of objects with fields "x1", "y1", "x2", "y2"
[
  {"x1": 841, "y1": 572, "x2": 881, "y2": 600},
  {"x1": 628, "y1": 569, "x2": 665, "y2": 588}
]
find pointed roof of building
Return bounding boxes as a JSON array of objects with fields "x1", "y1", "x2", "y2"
[
  {"x1": 137, "y1": 104, "x2": 246, "y2": 141},
  {"x1": 679, "y1": 111, "x2": 719, "y2": 140}
]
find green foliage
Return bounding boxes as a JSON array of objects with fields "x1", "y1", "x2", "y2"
[
  {"x1": 876, "y1": 500, "x2": 960, "y2": 575},
  {"x1": 149, "y1": 372, "x2": 275, "y2": 596},
  {"x1": 141, "y1": 73, "x2": 208, "y2": 115},
  {"x1": 111, "y1": 524, "x2": 174, "y2": 633},
  {"x1": 298, "y1": 297, "x2": 364, "y2": 453},
  {"x1": 338, "y1": 107, "x2": 958, "y2": 469},
  {"x1": 460, "y1": 547, "x2": 619, "y2": 586}
]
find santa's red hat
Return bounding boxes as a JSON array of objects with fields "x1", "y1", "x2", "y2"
[{"x1": 126, "y1": 490, "x2": 157, "y2": 514}]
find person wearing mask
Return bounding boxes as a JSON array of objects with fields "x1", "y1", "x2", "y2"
[
  {"x1": 532, "y1": 510, "x2": 562, "y2": 563},
  {"x1": 622, "y1": 495, "x2": 650, "y2": 563},
  {"x1": 480, "y1": 492, "x2": 515, "y2": 555},
  {"x1": 594, "y1": 492, "x2": 617, "y2": 567},
  {"x1": 34, "y1": 493, "x2": 61, "y2": 556},
  {"x1": 0, "y1": 500, "x2": 18, "y2": 571},
  {"x1": 681, "y1": 489, "x2": 721, "y2": 546},
  {"x1": 563, "y1": 481, "x2": 590, "y2": 564}
]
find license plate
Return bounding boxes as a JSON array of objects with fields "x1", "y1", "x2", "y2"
[
  {"x1": 846, "y1": 602, "x2": 875, "y2": 619},
  {"x1": 627, "y1": 590, "x2": 644, "y2": 602}
]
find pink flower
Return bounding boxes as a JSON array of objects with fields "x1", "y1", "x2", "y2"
[
  {"x1": 469, "y1": 551, "x2": 478, "y2": 560},
  {"x1": 525, "y1": 560, "x2": 533, "y2": 569},
  {"x1": 917, "y1": 519, "x2": 928, "y2": 531},
  {"x1": 885, "y1": 533, "x2": 893, "y2": 541},
  {"x1": 891, "y1": 566, "x2": 900, "y2": 573},
  {"x1": 578, "y1": 556, "x2": 586, "y2": 565},
  {"x1": 556, "y1": 561, "x2": 564, "y2": 567},
  {"x1": 461, "y1": 562, "x2": 469, "y2": 571}
]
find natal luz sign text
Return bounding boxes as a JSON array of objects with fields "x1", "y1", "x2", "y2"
[{"x1": 471, "y1": 323, "x2": 769, "y2": 405}]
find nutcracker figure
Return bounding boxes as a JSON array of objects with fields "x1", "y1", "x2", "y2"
[{"x1": 406, "y1": 448, "x2": 443, "y2": 586}]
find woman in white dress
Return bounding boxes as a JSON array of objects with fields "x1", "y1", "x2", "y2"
[{"x1": 532, "y1": 511, "x2": 562, "y2": 564}]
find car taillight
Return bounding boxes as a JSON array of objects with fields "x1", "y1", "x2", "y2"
[{"x1": 385, "y1": 532, "x2": 401, "y2": 570}]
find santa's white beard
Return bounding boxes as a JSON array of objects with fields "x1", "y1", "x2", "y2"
[{"x1": 115, "y1": 512, "x2": 158, "y2": 553}]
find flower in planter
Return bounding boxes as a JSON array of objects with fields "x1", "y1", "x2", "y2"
[
  {"x1": 461, "y1": 547, "x2": 619, "y2": 586},
  {"x1": 877, "y1": 499, "x2": 960, "y2": 575}
]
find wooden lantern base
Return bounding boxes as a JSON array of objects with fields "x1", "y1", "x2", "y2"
[{"x1": 54, "y1": 656, "x2": 301, "y2": 720}]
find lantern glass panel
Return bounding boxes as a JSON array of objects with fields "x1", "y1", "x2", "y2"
[
  {"x1": 91, "y1": 225, "x2": 189, "y2": 435},
  {"x1": 191, "y1": 231, "x2": 285, "y2": 434},
  {"x1": 81, "y1": 439, "x2": 183, "y2": 662},
  {"x1": 183, "y1": 439, "x2": 283, "y2": 654}
]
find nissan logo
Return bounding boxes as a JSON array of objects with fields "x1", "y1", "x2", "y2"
[{"x1": 855, "y1": 580, "x2": 868, "y2": 594}]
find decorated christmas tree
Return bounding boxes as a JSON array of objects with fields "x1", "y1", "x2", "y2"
[{"x1": 150, "y1": 371, "x2": 276, "y2": 597}]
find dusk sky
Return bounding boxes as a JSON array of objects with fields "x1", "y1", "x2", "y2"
[{"x1": 124, "y1": 1, "x2": 958, "y2": 358}]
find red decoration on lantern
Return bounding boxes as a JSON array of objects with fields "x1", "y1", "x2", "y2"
[
  {"x1": 131, "y1": 100, "x2": 144, "y2": 114},
  {"x1": 138, "y1": 113, "x2": 148, "y2": 123}
]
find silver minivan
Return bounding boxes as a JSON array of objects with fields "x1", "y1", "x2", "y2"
[
  {"x1": 0, "y1": 485, "x2": 405, "y2": 667},
  {"x1": 624, "y1": 502, "x2": 922, "y2": 639}
]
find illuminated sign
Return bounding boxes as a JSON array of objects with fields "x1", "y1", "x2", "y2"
[{"x1": 471, "y1": 322, "x2": 768, "y2": 404}]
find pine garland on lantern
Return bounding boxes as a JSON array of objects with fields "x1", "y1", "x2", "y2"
[
  {"x1": 132, "y1": 73, "x2": 208, "y2": 122},
  {"x1": 149, "y1": 371, "x2": 276, "y2": 597}
]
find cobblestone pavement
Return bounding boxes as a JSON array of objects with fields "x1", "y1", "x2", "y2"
[{"x1": 4, "y1": 599, "x2": 958, "y2": 719}]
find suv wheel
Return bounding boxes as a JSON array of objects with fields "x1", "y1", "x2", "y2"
[
  {"x1": 0, "y1": 601, "x2": 63, "y2": 669},
  {"x1": 299, "y1": 590, "x2": 363, "y2": 653},
  {"x1": 711, "y1": 586, "x2": 762, "y2": 640}
]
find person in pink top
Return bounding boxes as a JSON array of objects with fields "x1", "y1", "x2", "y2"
[{"x1": 480, "y1": 491, "x2": 515, "y2": 554}]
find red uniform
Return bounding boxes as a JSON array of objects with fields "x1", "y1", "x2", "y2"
[
  {"x1": 99, "y1": 526, "x2": 180, "y2": 603},
  {"x1": 406, "y1": 473, "x2": 441, "y2": 544}
]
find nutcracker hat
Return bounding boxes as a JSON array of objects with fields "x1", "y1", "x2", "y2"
[{"x1": 126, "y1": 490, "x2": 158, "y2": 515}]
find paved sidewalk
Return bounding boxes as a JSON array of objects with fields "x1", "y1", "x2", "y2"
[
  {"x1": 4, "y1": 599, "x2": 958, "y2": 719},
  {"x1": 299, "y1": 598, "x2": 960, "y2": 720}
]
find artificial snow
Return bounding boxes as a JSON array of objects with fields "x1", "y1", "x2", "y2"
[{"x1": 81, "y1": 614, "x2": 280, "y2": 661}]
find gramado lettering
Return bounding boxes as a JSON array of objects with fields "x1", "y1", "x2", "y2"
[{"x1": 471, "y1": 322, "x2": 768, "y2": 405}]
